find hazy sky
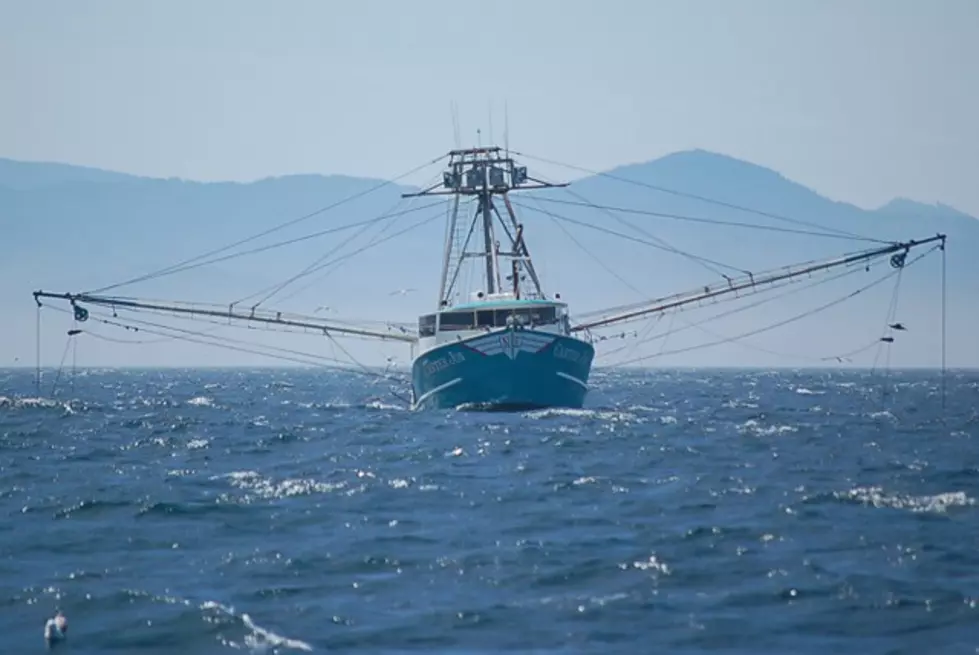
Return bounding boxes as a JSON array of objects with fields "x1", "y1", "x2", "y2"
[{"x1": 2, "y1": 0, "x2": 977, "y2": 215}]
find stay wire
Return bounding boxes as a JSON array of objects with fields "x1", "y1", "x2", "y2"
[
  {"x1": 512, "y1": 200, "x2": 745, "y2": 277},
  {"x1": 596, "y1": 262, "x2": 874, "y2": 362},
  {"x1": 35, "y1": 303, "x2": 41, "y2": 395},
  {"x1": 84, "y1": 153, "x2": 448, "y2": 294},
  {"x1": 570, "y1": 235, "x2": 915, "y2": 323},
  {"x1": 524, "y1": 194, "x2": 647, "y2": 298},
  {"x1": 83, "y1": 329, "x2": 215, "y2": 346},
  {"x1": 612, "y1": 245, "x2": 938, "y2": 367},
  {"x1": 97, "y1": 200, "x2": 446, "y2": 297},
  {"x1": 941, "y1": 240, "x2": 947, "y2": 411},
  {"x1": 268, "y1": 204, "x2": 449, "y2": 306},
  {"x1": 72, "y1": 204, "x2": 445, "y2": 327},
  {"x1": 603, "y1": 260, "x2": 877, "y2": 365},
  {"x1": 242, "y1": 172, "x2": 444, "y2": 309},
  {"x1": 43, "y1": 305, "x2": 414, "y2": 409},
  {"x1": 70, "y1": 324, "x2": 77, "y2": 396},
  {"x1": 870, "y1": 265, "x2": 905, "y2": 400},
  {"x1": 49, "y1": 335, "x2": 72, "y2": 397},
  {"x1": 528, "y1": 196, "x2": 880, "y2": 244},
  {"x1": 43, "y1": 304, "x2": 229, "y2": 344},
  {"x1": 524, "y1": 168, "x2": 744, "y2": 280},
  {"x1": 655, "y1": 313, "x2": 885, "y2": 366},
  {"x1": 321, "y1": 330, "x2": 413, "y2": 406},
  {"x1": 510, "y1": 149, "x2": 887, "y2": 244},
  {"x1": 82, "y1": 309, "x2": 408, "y2": 381}
]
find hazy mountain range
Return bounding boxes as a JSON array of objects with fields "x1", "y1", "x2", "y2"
[{"x1": 2, "y1": 150, "x2": 975, "y2": 369}]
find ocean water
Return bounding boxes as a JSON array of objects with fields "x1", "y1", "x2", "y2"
[{"x1": 1, "y1": 367, "x2": 977, "y2": 654}]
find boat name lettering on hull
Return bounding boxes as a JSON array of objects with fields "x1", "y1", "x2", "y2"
[
  {"x1": 423, "y1": 350, "x2": 466, "y2": 375},
  {"x1": 553, "y1": 343, "x2": 585, "y2": 362}
]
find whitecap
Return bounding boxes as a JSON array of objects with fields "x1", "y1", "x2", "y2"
[
  {"x1": 737, "y1": 419, "x2": 798, "y2": 437},
  {"x1": 836, "y1": 486, "x2": 975, "y2": 513}
]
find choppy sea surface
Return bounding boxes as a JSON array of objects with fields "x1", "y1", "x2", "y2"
[{"x1": 1, "y1": 367, "x2": 977, "y2": 654}]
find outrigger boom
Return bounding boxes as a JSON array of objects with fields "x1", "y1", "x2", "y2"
[
  {"x1": 572, "y1": 234, "x2": 947, "y2": 332},
  {"x1": 30, "y1": 291, "x2": 417, "y2": 343}
]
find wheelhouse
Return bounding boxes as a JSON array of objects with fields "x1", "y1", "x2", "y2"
[{"x1": 418, "y1": 300, "x2": 569, "y2": 338}]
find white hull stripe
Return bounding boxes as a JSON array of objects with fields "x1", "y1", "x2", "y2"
[
  {"x1": 413, "y1": 377, "x2": 462, "y2": 410},
  {"x1": 462, "y1": 331, "x2": 557, "y2": 359},
  {"x1": 556, "y1": 371, "x2": 588, "y2": 389}
]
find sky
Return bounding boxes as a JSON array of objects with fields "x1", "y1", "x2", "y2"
[{"x1": 1, "y1": 0, "x2": 977, "y2": 216}]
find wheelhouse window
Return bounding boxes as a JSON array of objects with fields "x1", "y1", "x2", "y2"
[
  {"x1": 476, "y1": 310, "x2": 496, "y2": 327},
  {"x1": 420, "y1": 305, "x2": 563, "y2": 336},
  {"x1": 420, "y1": 311, "x2": 477, "y2": 336},
  {"x1": 440, "y1": 311, "x2": 476, "y2": 330},
  {"x1": 418, "y1": 314, "x2": 436, "y2": 337},
  {"x1": 475, "y1": 305, "x2": 560, "y2": 328}
]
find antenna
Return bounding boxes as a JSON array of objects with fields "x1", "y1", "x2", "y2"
[
  {"x1": 504, "y1": 100, "x2": 510, "y2": 158},
  {"x1": 451, "y1": 102, "x2": 462, "y2": 149},
  {"x1": 488, "y1": 100, "x2": 494, "y2": 145}
]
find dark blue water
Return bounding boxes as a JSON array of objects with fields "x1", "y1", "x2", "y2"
[{"x1": 1, "y1": 367, "x2": 977, "y2": 654}]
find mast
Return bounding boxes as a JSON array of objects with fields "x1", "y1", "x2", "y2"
[
  {"x1": 402, "y1": 147, "x2": 567, "y2": 306},
  {"x1": 480, "y1": 182, "x2": 496, "y2": 294},
  {"x1": 437, "y1": 194, "x2": 460, "y2": 308}
]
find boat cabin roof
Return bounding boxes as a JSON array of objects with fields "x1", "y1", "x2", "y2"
[{"x1": 446, "y1": 298, "x2": 566, "y2": 312}]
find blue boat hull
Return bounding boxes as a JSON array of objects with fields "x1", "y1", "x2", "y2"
[{"x1": 411, "y1": 327, "x2": 595, "y2": 411}]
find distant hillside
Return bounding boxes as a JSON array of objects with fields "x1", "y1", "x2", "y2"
[
  {"x1": 2, "y1": 150, "x2": 976, "y2": 369},
  {"x1": 0, "y1": 156, "x2": 139, "y2": 190}
]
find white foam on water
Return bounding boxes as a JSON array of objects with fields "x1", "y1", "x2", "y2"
[
  {"x1": 523, "y1": 407, "x2": 641, "y2": 423},
  {"x1": 837, "y1": 486, "x2": 976, "y2": 513},
  {"x1": 201, "y1": 601, "x2": 313, "y2": 652},
  {"x1": 737, "y1": 419, "x2": 798, "y2": 437},
  {"x1": 216, "y1": 471, "x2": 346, "y2": 501}
]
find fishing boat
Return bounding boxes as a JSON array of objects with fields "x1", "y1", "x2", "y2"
[
  {"x1": 403, "y1": 146, "x2": 594, "y2": 410},
  {"x1": 30, "y1": 143, "x2": 948, "y2": 410}
]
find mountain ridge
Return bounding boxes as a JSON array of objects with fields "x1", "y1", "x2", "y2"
[{"x1": 2, "y1": 151, "x2": 975, "y2": 222}]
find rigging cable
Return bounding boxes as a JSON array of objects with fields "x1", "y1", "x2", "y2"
[
  {"x1": 576, "y1": 239, "x2": 896, "y2": 329},
  {"x1": 67, "y1": 204, "x2": 448, "y2": 336},
  {"x1": 71, "y1": 321, "x2": 77, "y2": 396},
  {"x1": 77, "y1": 293, "x2": 416, "y2": 336},
  {"x1": 98, "y1": 200, "x2": 446, "y2": 294},
  {"x1": 654, "y1": 313, "x2": 886, "y2": 367},
  {"x1": 510, "y1": 150, "x2": 888, "y2": 244},
  {"x1": 45, "y1": 303, "x2": 406, "y2": 355},
  {"x1": 869, "y1": 263, "x2": 905, "y2": 400},
  {"x1": 268, "y1": 203, "x2": 450, "y2": 306},
  {"x1": 75, "y1": 307, "x2": 410, "y2": 383},
  {"x1": 321, "y1": 329, "x2": 413, "y2": 406},
  {"x1": 597, "y1": 259, "x2": 873, "y2": 364},
  {"x1": 615, "y1": 311, "x2": 674, "y2": 364},
  {"x1": 512, "y1": 200, "x2": 745, "y2": 277},
  {"x1": 35, "y1": 301, "x2": 41, "y2": 395},
  {"x1": 527, "y1": 196, "x2": 891, "y2": 244},
  {"x1": 941, "y1": 239, "x2": 947, "y2": 411},
  {"x1": 242, "y1": 173, "x2": 444, "y2": 309},
  {"x1": 242, "y1": 198, "x2": 411, "y2": 308},
  {"x1": 83, "y1": 329, "x2": 221, "y2": 345},
  {"x1": 525, "y1": 169, "x2": 749, "y2": 280},
  {"x1": 556, "y1": 188, "x2": 743, "y2": 279},
  {"x1": 524, "y1": 194, "x2": 647, "y2": 298},
  {"x1": 611, "y1": 245, "x2": 939, "y2": 367},
  {"x1": 49, "y1": 327, "x2": 78, "y2": 398},
  {"x1": 84, "y1": 153, "x2": 449, "y2": 295}
]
